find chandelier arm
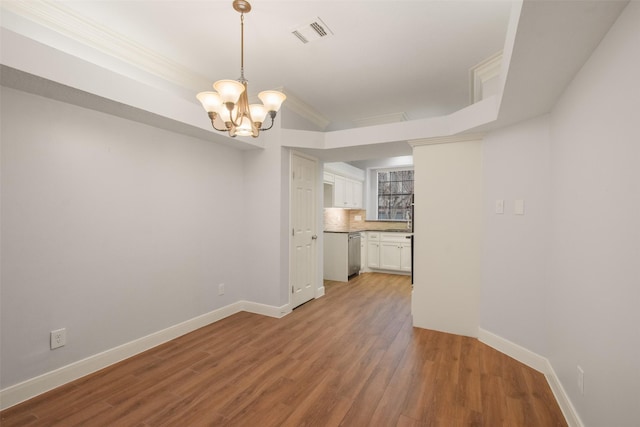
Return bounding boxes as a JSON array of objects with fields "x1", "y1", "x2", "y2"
[
  {"x1": 227, "y1": 105, "x2": 243, "y2": 128},
  {"x1": 259, "y1": 111, "x2": 277, "y2": 131},
  {"x1": 207, "y1": 112, "x2": 231, "y2": 132},
  {"x1": 212, "y1": 122, "x2": 231, "y2": 132},
  {"x1": 229, "y1": 86, "x2": 253, "y2": 129}
]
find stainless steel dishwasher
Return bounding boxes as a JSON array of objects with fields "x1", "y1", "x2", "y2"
[{"x1": 348, "y1": 232, "x2": 361, "y2": 277}]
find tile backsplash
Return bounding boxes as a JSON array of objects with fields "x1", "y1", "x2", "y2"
[
  {"x1": 324, "y1": 208, "x2": 350, "y2": 231},
  {"x1": 324, "y1": 208, "x2": 409, "y2": 232}
]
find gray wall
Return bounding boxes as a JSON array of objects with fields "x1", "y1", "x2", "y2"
[
  {"x1": 481, "y1": 2, "x2": 640, "y2": 424},
  {"x1": 481, "y1": 114, "x2": 551, "y2": 357},
  {"x1": 1, "y1": 87, "x2": 245, "y2": 388},
  {"x1": 548, "y1": 2, "x2": 639, "y2": 424}
]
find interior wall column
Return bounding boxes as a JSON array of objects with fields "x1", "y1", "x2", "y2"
[{"x1": 410, "y1": 137, "x2": 483, "y2": 337}]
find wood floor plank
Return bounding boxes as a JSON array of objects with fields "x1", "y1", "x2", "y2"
[
  {"x1": 396, "y1": 414, "x2": 423, "y2": 427},
  {"x1": 339, "y1": 313, "x2": 414, "y2": 426},
  {"x1": 0, "y1": 273, "x2": 567, "y2": 427},
  {"x1": 480, "y1": 374, "x2": 508, "y2": 427},
  {"x1": 47, "y1": 401, "x2": 113, "y2": 427},
  {"x1": 0, "y1": 411, "x2": 39, "y2": 427},
  {"x1": 399, "y1": 359, "x2": 438, "y2": 423},
  {"x1": 279, "y1": 368, "x2": 352, "y2": 427},
  {"x1": 455, "y1": 336, "x2": 483, "y2": 412}
]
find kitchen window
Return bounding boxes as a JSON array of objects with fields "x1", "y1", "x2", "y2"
[{"x1": 377, "y1": 169, "x2": 414, "y2": 220}]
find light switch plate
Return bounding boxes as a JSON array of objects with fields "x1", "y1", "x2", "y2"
[
  {"x1": 515, "y1": 199, "x2": 525, "y2": 215},
  {"x1": 495, "y1": 199, "x2": 504, "y2": 214},
  {"x1": 577, "y1": 365, "x2": 585, "y2": 394}
]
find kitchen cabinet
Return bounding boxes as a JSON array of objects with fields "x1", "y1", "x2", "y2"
[
  {"x1": 352, "y1": 180, "x2": 363, "y2": 208},
  {"x1": 360, "y1": 232, "x2": 367, "y2": 271},
  {"x1": 333, "y1": 175, "x2": 362, "y2": 208},
  {"x1": 334, "y1": 175, "x2": 346, "y2": 207},
  {"x1": 368, "y1": 232, "x2": 411, "y2": 272},
  {"x1": 323, "y1": 232, "x2": 349, "y2": 282},
  {"x1": 323, "y1": 172, "x2": 335, "y2": 183},
  {"x1": 367, "y1": 232, "x2": 380, "y2": 268},
  {"x1": 400, "y1": 243, "x2": 412, "y2": 271},
  {"x1": 380, "y1": 241, "x2": 403, "y2": 270}
]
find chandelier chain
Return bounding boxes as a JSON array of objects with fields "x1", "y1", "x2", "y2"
[{"x1": 239, "y1": 12, "x2": 245, "y2": 82}]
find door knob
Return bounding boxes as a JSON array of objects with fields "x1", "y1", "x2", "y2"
[{"x1": 311, "y1": 235, "x2": 318, "y2": 240}]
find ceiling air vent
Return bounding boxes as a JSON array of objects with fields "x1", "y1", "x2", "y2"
[
  {"x1": 292, "y1": 30, "x2": 309, "y2": 44},
  {"x1": 291, "y1": 17, "x2": 333, "y2": 44}
]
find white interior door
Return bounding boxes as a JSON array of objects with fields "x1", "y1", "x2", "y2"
[{"x1": 291, "y1": 153, "x2": 317, "y2": 309}]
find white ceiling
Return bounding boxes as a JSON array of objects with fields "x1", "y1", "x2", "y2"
[
  {"x1": 0, "y1": 0, "x2": 629, "y2": 164},
  {"x1": 29, "y1": 0, "x2": 512, "y2": 131}
]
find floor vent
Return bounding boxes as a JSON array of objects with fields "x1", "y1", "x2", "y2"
[{"x1": 291, "y1": 17, "x2": 333, "y2": 44}]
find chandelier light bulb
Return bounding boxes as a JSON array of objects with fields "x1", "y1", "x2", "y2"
[
  {"x1": 249, "y1": 104, "x2": 268, "y2": 124},
  {"x1": 258, "y1": 90, "x2": 287, "y2": 112},
  {"x1": 218, "y1": 105, "x2": 233, "y2": 123},
  {"x1": 196, "y1": 92, "x2": 223, "y2": 113},
  {"x1": 213, "y1": 80, "x2": 245, "y2": 104},
  {"x1": 235, "y1": 116, "x2": 254, "y2": 137}
]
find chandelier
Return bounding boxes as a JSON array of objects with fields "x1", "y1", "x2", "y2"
[{"x1": 196, "y1": 0, "x2": 286, "y2": 138}]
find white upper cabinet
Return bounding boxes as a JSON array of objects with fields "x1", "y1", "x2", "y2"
[
  {"x1": 324, "y1": 162, "x2": 364, "y2": 209},
  {"x1": 351, "y1": 180, "x2": 363, "y2": 209},
  {"x1": 326, "y1": 172, "x2": 363, "y2": 209},
  {"x1": 334, "y1": 175, "x2": 347, "y2": 207}
]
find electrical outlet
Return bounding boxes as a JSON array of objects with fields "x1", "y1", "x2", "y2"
[
  {"x1": 218, "y1": 283, "x2": 225, "y2": 296},
  {"x1": 577, "y1": 365, "x2": 585, "y2": 395},
  {"x1": 50, "y1": 328, "x2": 66, "y2": 349}
]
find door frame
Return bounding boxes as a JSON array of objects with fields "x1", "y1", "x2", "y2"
[{"x1": 288, "y1": 150, "x2": 322, "y2": 309}]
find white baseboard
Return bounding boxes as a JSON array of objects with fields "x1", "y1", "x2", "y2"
[
  {"x1": 0, "y1": 300, "x2": 285, "y2": 410},
  {"x1": 478, "y1": 328, "x2": 548, "y2": 373},
  {"x1": 2, "y1": 312, "x2": 583, "y2": 427},
  {"x1": 543, "y1": 359, "x2": 584, "y2": 427},
  {"x1": 241, "y1": 301, "x2": 290, "y2": 318},
  {"x1": 478, "y1": 328, "x2": 583, "y2": 427},
  {"x1": 317, "y1": 286, "x2": 325, "y2": 298}
]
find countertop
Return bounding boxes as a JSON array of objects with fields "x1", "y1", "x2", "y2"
[{"x1": 324, "y1": 229, "x2": 413, "y2": 233}]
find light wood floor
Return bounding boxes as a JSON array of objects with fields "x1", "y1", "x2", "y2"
[{"x1": 1, "y1": 273, "x2": 566, "y2": 426}]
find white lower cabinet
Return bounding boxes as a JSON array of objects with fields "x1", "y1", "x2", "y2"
[
  {"x1": 380, "y1": 241, "x2": 403, "y2": 270},
  {"x1": 367, "y1": 232, "x2": 411, "y2": 273},
  {"x1": 360, "y1": 232, "x2": 366, "y2": 272},
  {"x1": 323, "y1": 232, "x2": 349, "y2": 282},
  {"x1": 400, "y1": 243, "x2": 412, "y2": 271},
  {"x1": 367, "y1": 232, "x2": 380, "y2": 268}
]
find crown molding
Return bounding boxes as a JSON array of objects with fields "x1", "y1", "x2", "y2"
[
  {"x1": 281, "y1": 88, "x2": 331, "y2": 130},
  {"x1": 469, "y1": 51, "x2": 503, "y2": 104},
  {"x1": 1, "y1": 1, "x2": 209, "y2": 91},
  {"x1": 408, "y1": 132, "x2": 486, "y2": 147},
  {"x1": 2, "y1": 0, "x2": 330, "y2": 133}
]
